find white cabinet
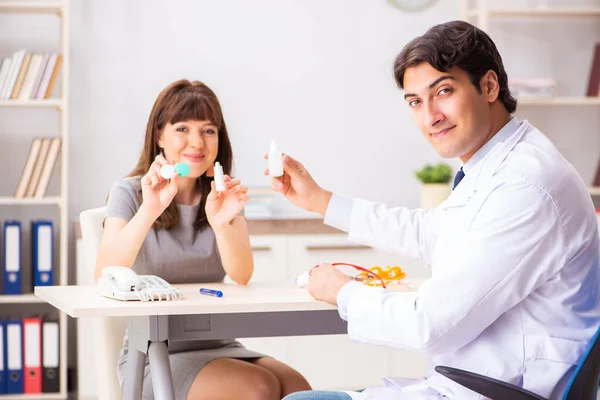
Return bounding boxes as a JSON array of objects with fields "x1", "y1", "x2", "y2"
[
  {"x1": 249, "y1": 235, "x2": 288, "y2": 283},
  {"x1": 236, "y1": 233, "x2": 429, "y2": 391}
]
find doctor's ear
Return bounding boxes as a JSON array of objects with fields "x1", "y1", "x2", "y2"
[{"x1": 481, "y1": 70, "x2": 500, "y2": 103}]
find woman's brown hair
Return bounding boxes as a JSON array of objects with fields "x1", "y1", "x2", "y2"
[
  {"x1": 127, "y1": 79, "x2": 233, "y2": 231},
  {"x1": 393, "y1": 20, "x2": 517, "y2": 113}
]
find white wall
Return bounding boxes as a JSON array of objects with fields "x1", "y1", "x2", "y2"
[
  {"x1": 1, "y1": 0, "x2": 598, "y2": 219},
  {"x1": 65, "y1": 0, "x2": 461, "y2": 217}
]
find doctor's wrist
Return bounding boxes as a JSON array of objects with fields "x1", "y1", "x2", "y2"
[{"x1": 309, "y1": 189, "x2": 332, "y2": 216}]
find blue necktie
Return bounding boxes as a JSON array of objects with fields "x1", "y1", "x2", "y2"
[{"x1": 453, "y1": 167, "x2": 465, "y2": 190}]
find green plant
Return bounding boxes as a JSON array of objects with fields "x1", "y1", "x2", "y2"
[{"x1": 415, "y1": 163, "x2": 453, "y2": 184}]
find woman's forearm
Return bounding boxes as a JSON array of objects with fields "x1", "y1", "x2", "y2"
[
  {"x1": 94, "y1": 205, "x2": 157, "y2": 281},
  {"x1": 213, "y1": 220, "x2": 254, "y2": 285}
]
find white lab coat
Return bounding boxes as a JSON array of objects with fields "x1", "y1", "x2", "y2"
[{"x1": 325, "y1": 119, "x2": 600, "y2": 400}]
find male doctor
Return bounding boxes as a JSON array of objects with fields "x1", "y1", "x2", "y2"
[{"x1": 275, "y1": 20, "x2": 600, "y2": 400}]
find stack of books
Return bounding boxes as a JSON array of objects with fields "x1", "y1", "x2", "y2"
[
  {"x1": 14, "y1": 137, "x2": 62, "y2": 198},
  {"x1": 0, "y1": 50, "x2": 63, "y2": 101}
]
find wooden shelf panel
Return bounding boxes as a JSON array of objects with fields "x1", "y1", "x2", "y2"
[
  {"x1": 0, "y1": 294, "x2": 46, "y2": 304},
  {"x1": 0, "y1": 99, "x2": 63, "y2": 108},
  {"x1": 0, "y1": 393, "x2": 66, "y2": 400},
  {"x1": 0, "y1": 2, "x2": 64, "y2": 14},
  {"x1": 0, "y1": 196, "x2": 62, "y2": 205}
]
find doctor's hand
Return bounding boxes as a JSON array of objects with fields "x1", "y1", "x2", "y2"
[
  {"x1": 308, "y1": 263, "x2": 352, "y2": 306},
  {"x1": 263, "y1": 154, "x2": 332, "y2": 216},
  {"x1": 140, "y1": 154, "x2": 179, "y2": 219},
  {"x1": 205, "y1": 175, "x2": 249, "y2": 230}
]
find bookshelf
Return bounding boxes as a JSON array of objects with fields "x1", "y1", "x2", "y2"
[
  {"x1": 463, "y1": 0, "x2": 600, "y2": 199},
  {"x1": 0, "y1": 1, "x2": 69, "y2": 399}
]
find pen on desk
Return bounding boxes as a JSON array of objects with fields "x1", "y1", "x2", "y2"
[{"x1": 199, "y1": 288, "x2": 223, "y2": 298}]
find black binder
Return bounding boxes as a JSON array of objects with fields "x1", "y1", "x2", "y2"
[{"x1": 42, "y1": 321, "x2": 59, "y2": 393}]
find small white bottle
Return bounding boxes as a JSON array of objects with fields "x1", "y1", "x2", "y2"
[
  {"x1": 159, "y1": 164, "x2": 175, "y2": 180},
  {"x1": 214, "y1": 162, "x2": 225, "y2": 192},
  {"x1": 295, "y1": 271, "x2": 310, "y2": 288},
  {"x1": 268, "y1": 139, "x2": 283, "y2": 177}
]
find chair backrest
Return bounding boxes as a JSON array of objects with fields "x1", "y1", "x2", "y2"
[
  {"x1": 79, "y1": 207, "x2": 127, "y2": 400},
  {"x1": 562, "y1": 325, "x2": 600, "y2": 400}
]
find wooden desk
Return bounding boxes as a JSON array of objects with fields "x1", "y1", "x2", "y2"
[{"x1": 35, "y1": 282, "x2": 352, "y2": 400}]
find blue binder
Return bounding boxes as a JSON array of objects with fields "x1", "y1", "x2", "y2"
[
  {"x1": 3, "y1": 221, "x2": 22, "y2": 295},
  {"x1": 6, "y1": 320, "x2": 22, "y2": 394},
  {"x1": 32, "y1": 221, "x2": 54, "y2": 287},
  {"x1": 0, "y1": 321, "x2": 6, "y2": 394}
]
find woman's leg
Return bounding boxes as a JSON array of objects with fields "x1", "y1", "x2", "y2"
[
  {"x1": 251, "y1": 357, "x2": 312, "y2": 397},
  {"x1": 282, "y1": 391, "x2": 352, "y2": 400},
  {"x1": 186, "y1": 358, "x2": 280, "y2": 400}
]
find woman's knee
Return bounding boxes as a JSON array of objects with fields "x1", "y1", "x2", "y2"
[
  {"x1": 279, "y1": 369, "x2": 311, "y2": 396},
  {"x1": 241, "y1": 368, "x2": 281, "y2": 400}
]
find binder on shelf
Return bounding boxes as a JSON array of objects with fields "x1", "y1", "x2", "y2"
[
  {"x1": 32, "y1": 220, "x2": 54, "y2": 287},
  {"x1": 0, "y1": 58, "x2": 12, "y2": 98},
  {"x1": 34, "y1": 137, "x2": 62, "y2": 198},
  {"x1": 10, "y1": 52, "x2": 32, "y2": 100},
  {"x1": 25, "y1": 137, "x2": 51, "y2": 198},
  {"x1": 42, "y1": 321, "x2": 59, "y2": 393},
  {"x1": 15, "y1": 138, "x2": 43, "y2": 199},
  {"x1": 23, "y1": 318, "x2": 42, "y2": 394},
  {"x1": 6, "y1": 320, "x2": 23, "y2": 394},
  {"x1": 4, "y1": 221, "x2": 22, "y2": 295},
  {"x1": 0, "y1": 321, "x2": 6, "y2": 394},
  {"x1": 586, "y1": 43, "x2": 600, "y2": 97},
  {"x1": 18, "y1": 53, "x2": 43, "y2": 101},
  {"x1": 30, "y1": 53, "x2": 49, "y2": 100},
  {"x1": 44, "y1": 54, "x2": 62, "y2": 99}
]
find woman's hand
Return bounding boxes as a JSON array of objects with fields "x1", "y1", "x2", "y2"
[
  {"x1": 140, "y1": 154, "x2": 178, "y2": 219},
  {"x1": 205, "y1": 175, "x2": 249, "y2": 230}
]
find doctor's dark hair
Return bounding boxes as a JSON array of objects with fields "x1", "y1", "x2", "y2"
[
  {"x1": 126, "y1": 79, "x2": 233, "y2": 232},
  {"x1": 393, "y1": 20, "x2": 517, "y2": 114}
]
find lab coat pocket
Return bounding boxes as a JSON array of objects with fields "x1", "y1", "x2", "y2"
[
  {"x1": 431, "y1": 195, "x2": 473, "y2": 265},
  {"x1": 523, "y1": 334, "x2": 588, "y2": 398},
  {"x1": 524, "y1": 334, "x2": 587, "y2": 365}
]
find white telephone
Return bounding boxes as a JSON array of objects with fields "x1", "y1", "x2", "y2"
[{"x1": 98, "y1": 266, "x2": 183, "y2": 302}]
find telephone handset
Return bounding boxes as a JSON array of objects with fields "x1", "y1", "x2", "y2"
[{"x1": 98, "y1": 266, "x2": 183, "y2": 302}]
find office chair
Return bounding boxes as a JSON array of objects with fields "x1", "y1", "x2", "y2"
[
  {"x1": 435, "y1": 326, "x2": 600, "y2": 400},
  {"x1": 80, "y1": 207, "x2": 128, "y2": 400}
]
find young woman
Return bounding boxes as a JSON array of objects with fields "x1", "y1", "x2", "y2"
[{"x1": 95, "y1": 79, "x2": 311, "y2": 400}]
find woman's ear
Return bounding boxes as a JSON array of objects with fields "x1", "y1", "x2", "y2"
[{"x1": 156, "y1": 129, "x2": 164, "y2": 149}]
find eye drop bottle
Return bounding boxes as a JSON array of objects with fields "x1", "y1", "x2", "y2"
[
  {"x1": 214, "y1": 162, "x2": 225, "y2": 192},
  {"x1": 268, "y1": 139, "x2": 283, "y2": 177}
]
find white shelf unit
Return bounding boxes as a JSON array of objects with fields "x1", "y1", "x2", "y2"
[
  {"x1": 463, "y1": 1, "x2": 600, "y2": 197},
  {"x1": 0, "y1": 1, "x2": 69, "y2": 399}
]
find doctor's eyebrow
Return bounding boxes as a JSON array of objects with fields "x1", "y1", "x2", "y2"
[{"x1": 403, "y1": 75, "x2": 456, "y2": 100}]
